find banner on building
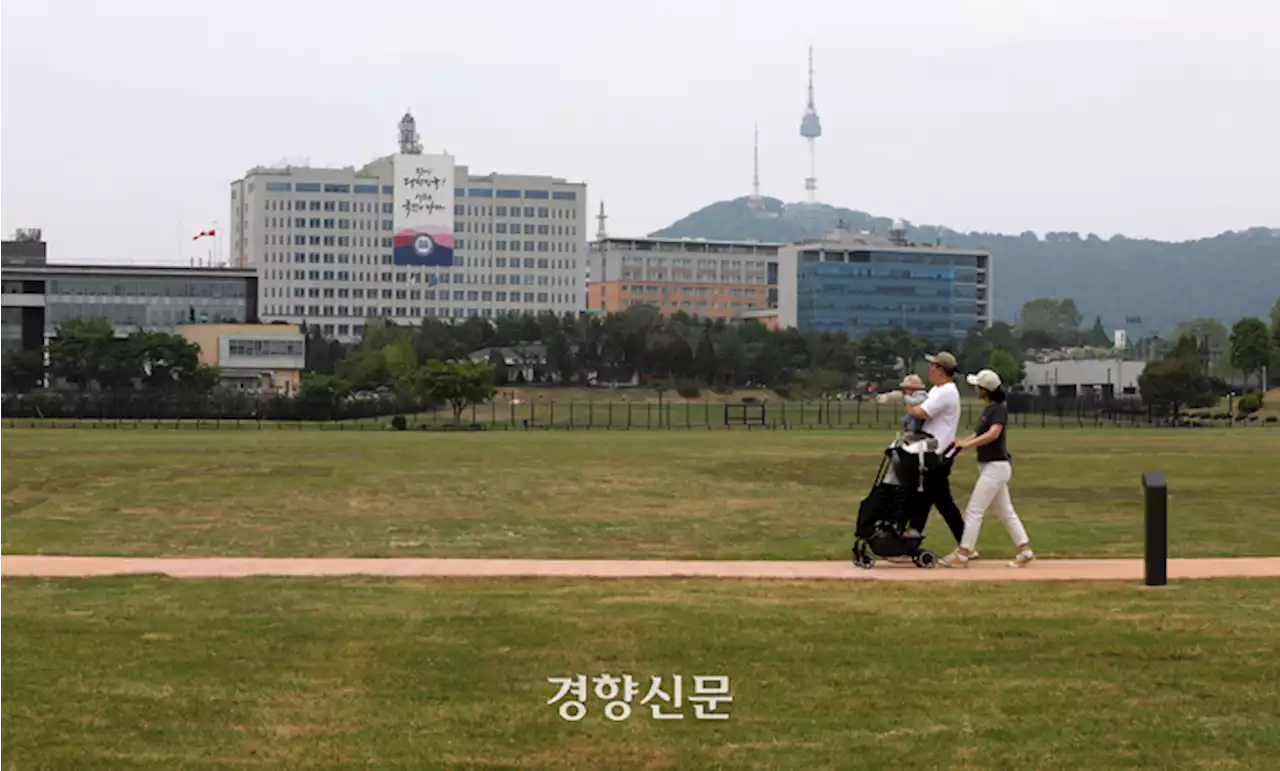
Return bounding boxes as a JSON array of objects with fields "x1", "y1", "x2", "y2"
[{"x1": 392, "y1": 153, "x2": 455, "y2": 266}]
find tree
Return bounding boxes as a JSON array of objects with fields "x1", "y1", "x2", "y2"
[
  {"x1": 2, "y1": 348, "x2": 46, "y2": 394},
  {"x1": 1270, "y1": 297, "x2": 1280, "y2": 343},
  {"x1": 984, "y1": 322, "x2": 1023, "y2": 356},
  {"x1": 338, "y1": 348, "x2": 392, "y2": 392},
  {"x1": 1084, "y1": 316, "x2": 1111, "y2": 348},
  {"x1": 488, "y1": 348, "x2": 510, "y2": 387},
  {"x1": 132, "y1": 332, "x2": 204, "y2": 391},
  {"x1": 1174, "y1": 317, "x2": 1229, "y2": 353},
  {"x1": 381, "y1": 336, "x2": 419, "y2": 391},
  {"x1": 545, "y1": 330, "x2": 575, "y2": 384},
  {"x1": 1017, "y1": 298, "x2": 1083, "y2": 348},
  {"x1": 1228, "y1": 317, "x2": 1273, "y2": 390},
  {"x1": 693, "y1": 328, "x2": 719, "y2": 385},
  {"x1": 47, "y1": 318, "x2": 135, "y2": 391},
  {"x1": 987, "y1": 350, "x2": 1024, "y2": 388},
  {"x1": 856, "y1": 328, "x2": 903, "y2": 387},
  {"x1": 1138, "y1": 355, "x2": 1216, "y2": 417},
  {"x1": 295, "y1": 373, "x2": 350, "y2": 421},
  {"x1": 414, "y1": 359, "x2": 497, "y2": 425},
  {"x1": 1138, "y1": 334, "x2": 1217, "y2": 417},
  {"x1": 747, "y1": 338, "x2": 785, "y2": 387}
]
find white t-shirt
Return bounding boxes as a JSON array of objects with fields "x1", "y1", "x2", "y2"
[{"x1": 918, "y1": 381, "x2": 961, "y2": 447}]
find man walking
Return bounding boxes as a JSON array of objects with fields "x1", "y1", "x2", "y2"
[{"x1": 904, "y1": 351, "x2": 969, "y2": 551}]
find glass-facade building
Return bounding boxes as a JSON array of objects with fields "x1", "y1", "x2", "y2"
[
  {"x1": 776, "y1": 236, "x2": 991, "y2": 340},
  {"x1": 0, "y1": 259, "x2": 258, "y2": 351}
]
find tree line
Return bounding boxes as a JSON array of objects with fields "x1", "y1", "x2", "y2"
[{"x1": 4, "y1": 297, "x2": 1276, "y2": 422}]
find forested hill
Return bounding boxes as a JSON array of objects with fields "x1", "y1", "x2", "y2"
[{"x1": 649, "y1": 197, "x2": 1280, "y2": 332}]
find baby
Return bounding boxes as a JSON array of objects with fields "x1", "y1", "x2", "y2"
[{"x1": 899, "y1": 374, "x2": 928, "y2": 435}]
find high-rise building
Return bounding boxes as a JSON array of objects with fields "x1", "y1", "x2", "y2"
[
  {"x1": 772, "y1": 226, "x2": 992, "y2": 340},
  {"x1": 587, "y1": 236, "x2": 780, "y2": 318},
  {"x1": 229, "y1": 116, "x2": 587, "y2": 342}
]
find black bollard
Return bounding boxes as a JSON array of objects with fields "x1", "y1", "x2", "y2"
[{"x1": 1142, "y1": 471, "x2": 1168, "y2": 586}]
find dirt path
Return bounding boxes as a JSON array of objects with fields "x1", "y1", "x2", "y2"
[{"x1": 4, "y1": 556, "x2": 1279, "y2": 582}]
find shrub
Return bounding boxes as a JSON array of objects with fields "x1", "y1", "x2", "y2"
[
  {"x1": 391, "y1": 414, "x2": 408, "y2": 431},
  {"x1": 1238, "y1": 394, "x2": 1262, "y2": 414},
  {"x1": 773, "y1": 386, "x2": 792, "y2": 399},
  {"x1": 677, "y1": 384, "x2": 702, "y2": 399}
]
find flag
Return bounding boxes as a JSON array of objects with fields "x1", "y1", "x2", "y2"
[{"x1": 193, "y1": 229, "x2": 217, "y2": 240}]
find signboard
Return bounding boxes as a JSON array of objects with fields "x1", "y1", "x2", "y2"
[{"x1": 392, "y1": 153, "x2": 455, "y2": 266}]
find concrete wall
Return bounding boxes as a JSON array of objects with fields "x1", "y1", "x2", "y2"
[{"x1": 1023, "y1": 358, "x2": 1147, "y2": 395}]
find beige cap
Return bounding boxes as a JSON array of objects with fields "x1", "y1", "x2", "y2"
[
  {"x1": 898, "y1": 374, "x2": 925, "y2": 390},
  {"x1": 925, "y1": 351, "x2": 957, "y2": 372},
  {"x1": 966, "y1": 369, "x2": 1003, "y2": 392}
]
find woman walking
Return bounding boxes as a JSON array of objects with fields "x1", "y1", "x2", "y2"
[{"x1": 939, "y1": 369, "x2": 1036, "y2": 568}]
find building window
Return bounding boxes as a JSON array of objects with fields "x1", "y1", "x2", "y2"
[
  {"x1": 552, "y1": 191, "x2": 577, "y2": 201},
  {"x1": 496, "y1": 189, "x2": 521, "y2": 199},
  {"x1": 523, "y1": 207, "x2": 535, "y2": 217},
  {"x1": 524, "y1": 190, "x2": 549, "y2": 200},
  {"x1": 295, "y1": 182, "x2": 321, "y2": 193},
  {"x1": 265, "y1": 181, "x2": 291, "y2": 192},
  {"x1": 537, "y1": 207, "x2": 549, "y2": 218},
  {"x1": 324, "y1": 183, "x2": 350, "y2": 194},
  {"x1": 355, "y1": 184, "x2": 378, "y2": 195}
]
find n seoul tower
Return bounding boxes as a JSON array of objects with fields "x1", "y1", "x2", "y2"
[{"x1": 798, "y1": 46, "x2": 822, "y2": 203}]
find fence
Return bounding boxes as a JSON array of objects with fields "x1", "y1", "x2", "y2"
[{"x1": 4, "y1": 397, "x2": 1274, "y2": 431}]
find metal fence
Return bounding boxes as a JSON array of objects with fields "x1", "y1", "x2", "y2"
[{"x1": 4, "y1": 398, "x2": 1274, "y2": 431}]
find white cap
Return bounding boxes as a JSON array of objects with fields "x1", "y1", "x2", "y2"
[{"x1": 966, "y1": 369, "x2": 1003, "y2": 392}]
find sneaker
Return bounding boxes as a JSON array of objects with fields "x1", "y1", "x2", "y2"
[
  {"x1": 1009, "y1": 550, "x2": 1036, "y2": 567},
  {"x1": 969, "y1": 550, "x2": 980, "y2": 562},
  {"x1": 939, "y1": 550, "x2": 970, "y2": 568}
]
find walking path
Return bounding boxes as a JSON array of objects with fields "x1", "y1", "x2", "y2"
[{"x1": 4, "y1": 555, "x2": 1280, "y2": 582}]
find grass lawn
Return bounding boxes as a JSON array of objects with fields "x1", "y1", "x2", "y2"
[
  {"x1": 3, "y1": 428, "x2": 1279, "y2": 560},
  {"x1": 3, "y1": 576, "x2": 1278, "y2": 770}
]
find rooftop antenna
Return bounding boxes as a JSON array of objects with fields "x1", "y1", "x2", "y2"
[
  {"x1": 748, "y1": 122, "x2": 765, "y2": 211},
  {"x1": 595, "y1": 201, "x2": 608, "y2": 240},
  {"x1": 398, "y1": 109, "x2": 422, "y2": 154},
  {"x1": 798, "y1": 45, "x2": 823, "y2": 203}
]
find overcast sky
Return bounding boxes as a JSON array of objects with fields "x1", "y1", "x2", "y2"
[{"x1": 3, "y1": 0, "x2": 1277, "y2": 264}]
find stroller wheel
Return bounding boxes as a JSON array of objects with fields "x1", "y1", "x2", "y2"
[
  {"x1": 855, "y1": 553, "x2": 876, "y2": 570},
  {"x1": 913, "y1": 550, "x2": 937, "y2": 569}
]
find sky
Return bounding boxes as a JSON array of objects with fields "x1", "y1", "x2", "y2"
[{"x1": 2, "y1": 0, "x2": 1278, "y2": 265}]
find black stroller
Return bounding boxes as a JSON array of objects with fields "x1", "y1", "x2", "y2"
[{"x1": 851, "y1": 434, "x2": 957, "y2": 569}]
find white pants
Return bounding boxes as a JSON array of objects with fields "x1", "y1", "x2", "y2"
[{"x1": 960, "y1": 461, "x2": 1030, "y2": 552}]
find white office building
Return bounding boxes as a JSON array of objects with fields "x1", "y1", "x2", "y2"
[{"x1": 229, "y1": 119, "x2": 587, "y2": 342}]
